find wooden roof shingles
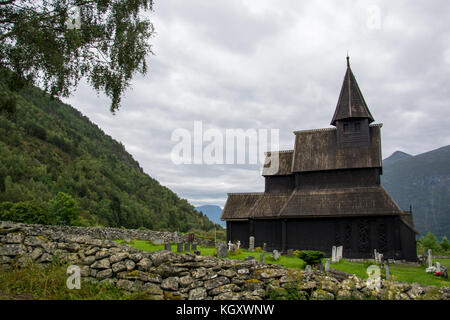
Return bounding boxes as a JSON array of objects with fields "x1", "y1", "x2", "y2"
[
  {"x1": 278, "y1": 186, "x2": 403, "y2": 218},
  {"x1": 248, "y1": 193, "x2": 291, "y2": 219},
  {"x1": 220, "y1": 193, "x2": 262, "y2": 221},
  {"x1": 262, "y1": 150, "x2": 294, "y2": 176},
  {"x1": 291, "y1": 124, "x2": 382, "y2": 172}
]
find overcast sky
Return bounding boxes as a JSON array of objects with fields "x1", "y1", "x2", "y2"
[{"x1": 64, "y1": 0, "x2": 450, "y2": 209}]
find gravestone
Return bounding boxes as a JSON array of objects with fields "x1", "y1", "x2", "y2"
[
  {"x1": 192, "y1": 243, "x2": 198, "y2": 251},
  {"x1": 427, "y1": 249, "x2": 433, "y2": 268},
  {"x1": 379, "y1": 254, "x2": 384, "y2": 265},
  {"x1": 272, "y1": 250, "x2": 280, "y2": 260},
  {"x1": 305, "y1": 265, "x2": 312, "y2": 272},
  {"x1": 374, "y1": 249, "x2": 379, "y2": 263},
  {"x1": 249, "y1": 236, "x2": 255, "y2": 252},
  {"x1": 325, "y1": 259, "x2": 330, "y2": 272},
  {"x1": 217, "y1": 243, "x2": 228, "y2": 258},
  {"x1": 184, "y1": 242, "x2": 190, "y2": 252},
  {"x1": 287, "y1": 249, "x2": 294, "y2": 257},
  {"x1": 336, "y1": 246, "x2": 343, "y2": 262},
  {"x1": 229, "y1": 243, "x2": 235, "y2": 252},
  {"x1": 164, "y1": 243, "x2": 171, "y2": 251},
  {"x1": 331, "y1": 246, "x2": 337, "y2": 263},
  {"x1": 436, "y1": 262, "x2": 441, "y2": 273},
  {"x1": 263, "y1": 243, "x2": 267, "y2": 252},
  {"x1": 228, "y1": 241, "x2": 233, "y2": 251},
  {"x1": 385, "y1": 264, "x2": 390, "y2": 281},
  {"x1": 260, "y1": 253, "x2": 265, "y2": 264},
  {"x1": 177, "y1": 242, "x2": 183, "y2": 253},
  {"x1": 236, "y1": 240, "x2": 241, "y2": 249}
]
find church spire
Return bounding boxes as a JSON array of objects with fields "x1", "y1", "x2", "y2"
[{"x1": 330, "y1": 56, "x2": 374, "y2": 126}]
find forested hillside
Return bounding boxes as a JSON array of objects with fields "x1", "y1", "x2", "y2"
[{"x1": 0, "y1": 76, "x2": 219, "y2": 234}]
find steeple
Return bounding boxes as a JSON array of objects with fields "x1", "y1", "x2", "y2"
[{"x1": 330, "y1": 56, "x2": 374, "y2": 126}]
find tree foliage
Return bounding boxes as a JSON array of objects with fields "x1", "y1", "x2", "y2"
[
  {"x1": 0, "y1": 80, "x2": 222, "y2": 234},
  {"x1": 0, "y1": 0, "x2": 154, "y2": 112}
]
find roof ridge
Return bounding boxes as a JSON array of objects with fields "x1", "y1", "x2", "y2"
[
  {"x1": 293, "y1": 127, "x2": 336, "y2": 134},
  {"x1": 227, "y1": 192, "x2": 264, "y2": 196},
  {"x1": 264, "y1": 149, "x2": 294, "y2": 155}
]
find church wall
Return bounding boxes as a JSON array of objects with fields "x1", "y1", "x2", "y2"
[
  {"x1": 227, "y1": 221, "x2": 249, "y2": 248},
  {"x1": 228, "y1": 216, "x2": 417, "y2": 261},
  {"x1": 253, "y1": 220, "x2": 282, "y2": 251},
  {"x1": 265, "y1": 175, "x2": 295, "y2": 193},
  {"x1": 295, "y1": 168, "x2": 381, "y2": 190}
]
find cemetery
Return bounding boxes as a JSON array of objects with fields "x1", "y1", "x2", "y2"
[{"x1": 0, "y1": 221, "x2": 449, "y2": 300}]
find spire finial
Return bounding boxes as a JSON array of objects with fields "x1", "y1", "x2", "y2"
[{"x1": 346, "y1": 52, "x2": 350, "y2": 68}]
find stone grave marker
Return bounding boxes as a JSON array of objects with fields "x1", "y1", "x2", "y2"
[
  {"x1": 427, "y1": 249, "x2": 433, "y2": 268},
  {"x1": 385, "y1": 264, "x2": 390, "y2": 281},
  {"x1": 331, "y1": 246, "x2": 337, "y2": 263},
  {"x1": 228, "y1": 241, "x2": 233, "y2": 251},
  {"x1": 305, "y1": 265, "x2": 312, "y2": 272},
  {"x1": 217, "y1": 243, "x2": 228, "y2": 258},
  {"x1": 192, "y1": 243, "x2": 198, "y2": 251},
  {"x1": 164, "y1": 243, "x2": 171, "y2": 251},
  {"x1": 273, "y1": 249, "x2": 280, "y2": 260},
  {"x1": 436, "y1": 262, "x2": 441, "y2": 273},
  {"x1": 249, "y1": 236, "x2": 255, "y2": 252},
  {"x1": 177, "y1": 242, "x2": 183, "y2": 253},
  {"x1": 336, "y1": 246, "x2": 343, "y2": 262},
  {"x1": 260, "y1": 253, "x2": 265, "y2": 264},
  {"x1": 325, "y1": 259, "x2": 330, "y2": 272},
  {"x1": 236, "y1": 240, "x2": 241, "y2": 249},
  {"x1": 263, "y1": 243, "x2": 267, "y2": 252},
  {"x1": 184, "y1": 242, "x2": 190, "y2": 252}
]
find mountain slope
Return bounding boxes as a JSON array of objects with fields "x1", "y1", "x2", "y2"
[
  {"x1": 195, "y1": 205, "x2": 225, "y2": 227},
  {"x1": 0, "y1": 77, "x2": 220, "y2": 233},
  {"x1": 381, "y1": 146, "x2": 450, "y2": 238}
]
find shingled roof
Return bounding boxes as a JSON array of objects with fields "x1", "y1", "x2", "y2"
[
  {"x1": 291, "y1": 124, "x2": 382, "y2": 172},
  {"x1": 262, "y1": 150, "x2": 293, "y2": 176},
  {"x1": 220, "y1": 193, "x2": 262, "y2": 221},
  {"x1": 278, "y1": 186, "x2": 403, "y2": 218},
  {"x1": 248, "y1": 193, "x2": 291, "y2": 219},
  {"x1": 330, "y1": 57, "x2": 374, "y2": 126}
]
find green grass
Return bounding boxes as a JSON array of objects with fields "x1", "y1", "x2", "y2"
[
  {"x1": 327, "y1": 259, "x2": 450, "y2": 288},
  {"x1": 116, "y1": 240, "x2": 306, "y2": 269},
  {"x1": 121, "y1": 240, "x2": 450, "y2": 288},
  {"x1": 0, "y1": 259, "x2": 160, "y2": 300}
]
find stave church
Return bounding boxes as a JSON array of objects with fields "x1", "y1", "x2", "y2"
[{"x1": 220, "y1": 57, "x2": 418, "y2": 261}]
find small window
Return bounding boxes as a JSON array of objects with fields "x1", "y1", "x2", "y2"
[
  {"x1": 355, "y1": 122, "x2": 361, "y2": 132},
  {"x1": 343, "y1": 124, "x2": 349, "y2": 133}
]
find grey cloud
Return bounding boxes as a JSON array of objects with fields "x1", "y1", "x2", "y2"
[{"x1": 64, "y1": 1, "x2": 450, "y2": 208}]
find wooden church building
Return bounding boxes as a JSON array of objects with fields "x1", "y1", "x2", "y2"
[{"x1": 221, "y1": 57, "x2": 418, "y2": 261}]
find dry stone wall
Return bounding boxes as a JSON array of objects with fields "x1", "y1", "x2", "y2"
[
  {"x1": 0, "y1": 221, "x2": 212, "y2": 246},
  {"x1": 0, "y1": 221, "x2": 449, "y2": 300}
]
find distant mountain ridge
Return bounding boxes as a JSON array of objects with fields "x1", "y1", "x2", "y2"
[
  {"x1": 195, "y1": 205, "x2": 225, "y2": 227},
  {"x1": 381, "y1": 146, "x2": 450, "y2": 238}
]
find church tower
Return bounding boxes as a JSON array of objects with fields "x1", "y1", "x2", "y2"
[{"x1": 331, "y1": 57, "x2": 375, "y2": 148}]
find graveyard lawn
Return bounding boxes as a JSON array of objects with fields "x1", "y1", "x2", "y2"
[
  {"x1": 118, "y1": 240, "x2": 450, "y2": 288},
  {"x1": 328, "y1": 258, "x2": 450, "y2": 288}
]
